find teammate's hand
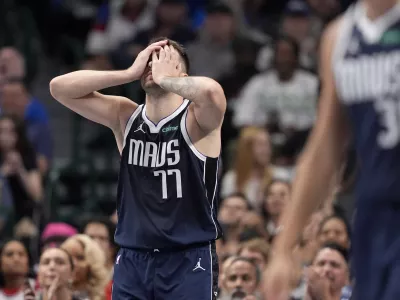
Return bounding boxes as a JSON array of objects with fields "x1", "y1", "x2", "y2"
[
  {"x1": 262, "y1": 253, "x2": 295, "y2": 300},
  {"x1": 151, "y1": 45, "x2": 183, "y2": 85},
  {"x1": 126, "y1": 40, "x2": 168, "y2": 80}
]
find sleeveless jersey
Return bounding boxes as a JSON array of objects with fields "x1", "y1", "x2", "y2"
[
  {"x1": 115, "y1": 99, "x2": 223, "y2": 249},
  {"x1": 333, "y1": 2, "x2": 400, "y2": 204}
]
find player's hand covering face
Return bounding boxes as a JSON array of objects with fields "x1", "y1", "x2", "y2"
[
  {"x1": 151, "y1": 46, "x2": 184, "y2": 85},
  {"x1": 127, "y1": 40, "x2": 167, "y2": 80}
]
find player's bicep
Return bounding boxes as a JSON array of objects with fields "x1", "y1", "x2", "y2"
[{"x1": 54, "y1": 91, "x2": 135, "y2": 131}]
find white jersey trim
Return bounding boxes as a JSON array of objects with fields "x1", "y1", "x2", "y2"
[
  {"x1": 142, "y1": 99, "x2": 190, "y2": 134},
  {"x1": 123, "y1": 105, "x2": 143, "y2": 149},
  {"x1": 180, "y1": 108, "x2": 207, "y2": 162},
  {"x1": 209, "y1": 243, "x2": 213, "y2": 300}
]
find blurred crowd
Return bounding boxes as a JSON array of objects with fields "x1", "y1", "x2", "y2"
[{"x1": 0, "y1": 0, "x2": 357, "y2": 299}]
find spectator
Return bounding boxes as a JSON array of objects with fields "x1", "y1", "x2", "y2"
[
  {"x1": 111, "y1": 0, "x2": 196, "y2": 70},
  {"x1": 0, "y1": 240, "x2": 31, "y2": 300},
  {"x1": 34, "y1": 247, "x2": 77, "y2": 300},
  {"x1": 237, "y1": 239, "x2": 270, "y2": 272},
  {"x1": 40, "y1": 223, "x2": 78, "y2": 251},
  {"x1": 186, "y1": 2, "x2": 236, "y2": 79},
  {"x1": 221, "y1": 127, "x2": 274, "y2": 209},
  {"x1": 61, "y1": 234, "x2": 108, "y2": 300},
  {"x1": 233, "y1": 35, "x2": 318, "y2": 146},
  {"x1": 303, "y1": 243, "x2": 351, "y2": 300},
  {"x1": 318, "y1": 215, "x2": 351, "y2": 249},
  {"x1": 261, "y1": 179, "x2": 291, "y2": 239},
  {"x1": 217, "y1": 193, "x2": 251, "y2": 257},
  {"x1": 84, "y1": 0, "x2": 155, "y2": 69},
  {"x1": 0, "y1": 81, "x2": 52, "y2": 175},
  {"x1": 0, "y1": 48, "x2": 25, "y2": 85},
  {"x1": 219, "y1": 257, "x2": 260, "y2": 300},
  {"x1": 0, "y1": 115, "x2": 43, "y2": 224},
  {"x1": 239, "y1": 211, "x2": 269, "y2": 242},
  {"x1": 81, "y1": 217, "x2": 116, "y2": 275}
]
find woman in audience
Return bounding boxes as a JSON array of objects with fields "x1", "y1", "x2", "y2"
[
  {"x1": 0, "y1": 115, "x2": 43, "y2": 223},
  {"x1": 61, "y1": 234, "x2": 108, "y2": 300},
  {"x1": 221, "y1": 126, "x2": 274, "y2": 210},
  {"x1": 261, "y1": 179, "x2": 291, "y2": 239},
  {"x1": 0, "y1": 239, "x2": 31, "y2": 300},
  {"x1": 32, "y1": 247, "x2": 78, "y2": 300}
]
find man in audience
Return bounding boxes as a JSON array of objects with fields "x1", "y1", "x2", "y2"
[
  {"x1": 186, "y1": 2, "x2": 236, "y2": 79},
  {"x1": 217, "y1": 193, "x2": 251, "y2": 257},
  {"x1": 219, "y1": 257, "x2": 260, "y2": 300},
  {"x1": 0, "y1": 81, "x2": 52, "y2": 175},
  {"x1": 81, "y1": 216, "x2": 116, "y2": 275},
  {"x1": 237, "y1": 238, "x2": 270, "y2": 272},
  {"x1": 302, "y1": 243, "x2": 351, "y2": 300}
]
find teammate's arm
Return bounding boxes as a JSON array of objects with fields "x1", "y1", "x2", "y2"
[
  {"x1": 49, "y1": 40, "x2": 168, "y2": 131},
  {"x1": 264, "y1": 18, "x2": 351, "y2": 299},
  {"x1": 153, "y1": 46, "x2": 226, "y2": 133}
]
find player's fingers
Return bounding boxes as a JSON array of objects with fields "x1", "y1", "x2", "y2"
[
  {"x1": 171, "y1": 46, "x2": 179, "y2": 63},
  {"x1": 148, "y1": 40, "x2": 168, "y2": 48},
  {"x1": 158, "y1": 47, "x2": 166, "y2": 61},
  {"x1": 146, "y1": 45, "x2": 162, "y2": 54},
  {"x1": 152, "y1": 51, "x2": 158, "y2": 63},
  {"x1": 163, "y1": 45, "x2": 171, "y2": 61}
]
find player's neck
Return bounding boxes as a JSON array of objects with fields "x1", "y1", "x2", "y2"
[
  {"x1": 145, "y1": 93, "x2": 184, "y2": 124},
  {"x1": 363, "y1": 0, "x2": 399, "y2": 20}
]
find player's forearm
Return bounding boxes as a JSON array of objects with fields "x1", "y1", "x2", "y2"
[
  {"x1": 50, "y1": 70, "x2": 133, "y2": 99},
  {"x1": 273, "y1": 150, "x2": 337, "y2": 255},
  {"x1": 158, "y1": 76, "x2": 219, "y2": 104}
]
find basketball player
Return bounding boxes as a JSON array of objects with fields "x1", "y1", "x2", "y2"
[
  {"x1": 50, "y1": 38, "x2": 225, "y2": 299},
  {"x1": 264, "y1": 0, "x2": 400, "y2": 299}
]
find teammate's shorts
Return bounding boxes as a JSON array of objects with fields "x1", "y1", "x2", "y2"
[
  {"x1": 351, "y1": 202, "x2": 400, "y2": 300},
  {"x1": 112, "y1": 242, "x2": 219, "y2": 300}
]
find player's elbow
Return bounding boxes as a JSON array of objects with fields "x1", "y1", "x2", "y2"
[
  {"x1": 206, "y1": 81, "x2": 226, "y2": 113},
  {"x1": 49, "y1": 77, "x2": 64, "y2": 100}
]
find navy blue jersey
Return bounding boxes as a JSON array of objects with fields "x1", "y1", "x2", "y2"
[
  {"x1": 333, "y1": 2, "x2": 400, "y2": 204},
  {"x1": 115, "y1": 99, "x2": 223, "y2": 249}
]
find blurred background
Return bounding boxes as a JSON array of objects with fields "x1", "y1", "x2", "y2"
[{"x1": 0, "y1": 0, "x2": 358, "y2": 299}]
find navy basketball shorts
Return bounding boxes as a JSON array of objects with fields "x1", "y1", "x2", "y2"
[
  {"x1": 351, "y1": 202, "x2": 400, "y2": 300},
  {"x1": 112, "y1": 242, "x2": 219, "y2": 300}
]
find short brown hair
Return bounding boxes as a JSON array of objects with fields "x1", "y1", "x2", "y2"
[
  {"x1": 237, "y1": 238, "x2": 270, "y2": 262},
  {"x1": 149, "y1": 37, "x2": 190, "y2": 73}
]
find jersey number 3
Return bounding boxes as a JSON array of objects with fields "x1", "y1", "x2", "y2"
[
  {"x1": 375, "y1": 98, "x2": 400, "y2": 149},
  {"x1": 154, "y1": 169, "x2": 182, "y2": 199}
]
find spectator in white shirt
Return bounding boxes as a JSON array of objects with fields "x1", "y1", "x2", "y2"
[{"x1": 233, "y1": 35, "x2": 318, "y2": 133}]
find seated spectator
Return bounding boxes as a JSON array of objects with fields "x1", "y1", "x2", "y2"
[
  {"x1": 33, "y1": 247, "x2": 77, "y2": 300},
  {"x1": 217, "y1": 193, "x2": 251, "y2": 257},
  {"x1": 186, "y1": 2, "x2": 236, "y2": 79},
  {"x1": 0, "y1": 48, "x2": 25, "y2": 85},
  {"x1": 0, "y1": 81, "x2": 52, "y2": 175},
  {"x1": 0, "y1": 115, "x2": 43, "y2": 224},
  {"x1": 218, "y1": 257, "x2": 261, "y2": 300},
  {"x1": 61, "y1": 234, "x2": 108, "y2": 300},
  {"x1": 234, "y1": 35, "x2": 318, "y2": 162},
  {"x1": 303, "y1": 243, "x2": 351, "y2": 300},
  {"x1": 239, "y1": 211, "x2": 269, "y2": 242},
  {"x1": 0, "y1": 240, "x2": 31, "y2": 300},
  {"x1": 84, "y1": 0, "x2": 155, "y2": 70},
  {"x1": 318, "y1": 215, "x2": 351, "y2": 250},
  {"x1": 111, "y1": 0, "x2": 196, "y2": 70},
  {"x1": 261, "y1": 179, "x2": 291, "y2": 239},
  {"x1": 81, "y1": 217, "x2": 117, "y2": 276},
  {"x1": 221, "y1": 127, "x2": 274, "y2": 209},
  {"x1": 41, "y1": 223, "x2": 78, "y2": 251},
  {"x1": 237, "y1": 239, "x2": 270, "y2": 272}
]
